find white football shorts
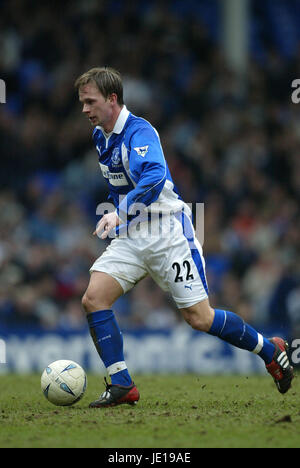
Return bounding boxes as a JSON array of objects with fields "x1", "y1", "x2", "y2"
[{"x1": 90, "y1": 211, "x2": 209, "y2": 309}]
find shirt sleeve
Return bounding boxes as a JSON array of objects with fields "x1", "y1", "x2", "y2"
[{"x1": 116, "y1": 125, "x2": 167, "y2": 222}]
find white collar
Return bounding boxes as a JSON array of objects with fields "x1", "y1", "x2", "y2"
[
  {"x1": 97, "y1": 105, "x2": 130, "y2": 137},
  {"x1": 113, "y1": 105, "x2": 130, "y2": 134}
]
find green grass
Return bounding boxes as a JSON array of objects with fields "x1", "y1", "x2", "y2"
[{"x1": 0, "y1": 373, "x2": 299, "y2": 448}]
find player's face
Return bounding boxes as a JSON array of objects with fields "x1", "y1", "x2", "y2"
[{"x1": 79, "y1": 81, "x2": 113, "y2": 128}]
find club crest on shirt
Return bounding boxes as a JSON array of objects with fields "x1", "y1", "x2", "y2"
[
  {"x1": 134, "y1": 145, "x2": 149, "y2": 157},
  {"x1": 111, "y1": 147, "x2": 121, "y2": 165}
]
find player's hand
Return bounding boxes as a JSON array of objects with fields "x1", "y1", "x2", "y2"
[{"x1": 93, "y1": 212, "x2": 120, "y2": 239}]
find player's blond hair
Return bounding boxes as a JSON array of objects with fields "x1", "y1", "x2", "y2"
[{"x1": 75, "y1": 67, "x2": 124, "y2": 105}]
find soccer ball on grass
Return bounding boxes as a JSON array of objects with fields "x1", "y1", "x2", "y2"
[{"x1": 41, "y1": 360, "x2": 87, "y2": 406}]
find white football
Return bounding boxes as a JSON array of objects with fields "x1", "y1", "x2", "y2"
[{"x1": 41, "y1": 360, "x2": 87, "y2": 406}]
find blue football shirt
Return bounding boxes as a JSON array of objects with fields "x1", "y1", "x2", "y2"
[{"x1": 92, "y1": 106, "x2": 187, "y2": 223}]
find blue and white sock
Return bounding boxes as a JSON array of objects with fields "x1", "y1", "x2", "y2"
[
  {"x1": 208, "y1": 309, "x2": 275, "y2": 364},
  {"x1": 87, "y1": 309, "x2": 132, "y2": 386}
]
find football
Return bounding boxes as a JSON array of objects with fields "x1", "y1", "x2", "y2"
[{"x1": 41, "y1": 360, "x2": 87, "y2": 406}]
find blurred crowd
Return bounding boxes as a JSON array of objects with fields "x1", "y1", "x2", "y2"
[{"x1": 0, "y1": 0, "x2": 299, "y2": 337}]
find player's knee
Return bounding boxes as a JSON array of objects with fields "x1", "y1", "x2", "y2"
[
  {"x1": 185, "y1": 315, "x2": 211, "y2": 332},
  {"x1": 81, "y1": 290, "x2": 108, "y2": 314},
  {"x1": 182, "y1": 303, "x2": 214, "y2": 332},
  {"x1": 81, "y1": 292, "x2": 93, "y2": 314}
]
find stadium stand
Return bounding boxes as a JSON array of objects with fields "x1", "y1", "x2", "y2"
[{"x1": 0, "y1": 0, "x2": 299, "y2": 342}]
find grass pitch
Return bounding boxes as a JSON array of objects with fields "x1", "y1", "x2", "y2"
[{"x1": 0, "y1": 373, "x2": 299, "y2": 448}]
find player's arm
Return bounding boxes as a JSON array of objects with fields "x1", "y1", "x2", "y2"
[{"x1": 116, "y1": 126, "x2": 167, "y2": 223}]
